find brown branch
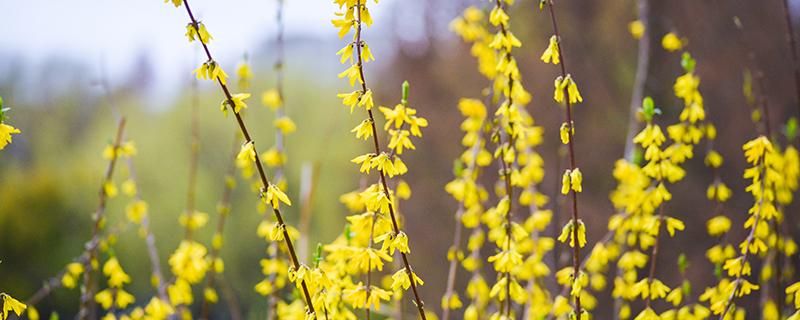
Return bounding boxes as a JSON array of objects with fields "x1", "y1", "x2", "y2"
[
  {"x1": 351, "y1": 0, "x2": 427, "y2": 317},
  {"x1": 78, "y1": 118, "x2": 127, "y2": 320},
  {"x1": 624, "y1": 0, "x2": 653, "y2": 162},
  {"x1": 177, "y1": 0, "x2": 316, "y2": 315},
  {"x1": 545, "y1": 0, "x2": 583, "y2": 316}
]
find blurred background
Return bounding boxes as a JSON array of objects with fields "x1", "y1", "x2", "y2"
[{"x1": 2, "y1": 0, "x2": 800, "y2": 318}]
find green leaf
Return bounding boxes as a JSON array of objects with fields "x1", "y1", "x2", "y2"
[
  {"x1": 402, "y1": 80, "x2": 410, "y2": 105},
  {"x1": 785, "y1": 117, "x2": 798, "y2": 141},
  {"x1": 681, "y1": 52, "x2": 696, "y2": 73},
  {"x1": 678, "y1": 253, "x2": 688, "y2": 274}
]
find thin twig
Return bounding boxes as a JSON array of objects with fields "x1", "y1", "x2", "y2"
[
  {"x1": 78, "y1": 118, "x2": 127, "y2": 320},
  {"x1": 545, "y1": 0, "x2": 583, "y2": 315},
  {"x1": 176, "y1": 0, "x2": 316, "y2": 315},
  {"x1": 351, "y1": 0, "x2": 428, "y2": 317}
]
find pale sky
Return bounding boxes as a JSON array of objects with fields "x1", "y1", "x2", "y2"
[{"x1": 0, "y1": 0, "x2": 399, "y2": 102}]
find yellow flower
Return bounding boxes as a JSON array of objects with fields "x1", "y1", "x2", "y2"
[
  {"x1": 706, "y1": 215, "x2": 731, "y2": 236},
  {"x1": 194, "y1": 60, "x2": 228, "y2": 85},
  {"x1": 125, "y1": 200, "x2": 148, "y2": 224},
  {"x1": 104, "y1": 181, "x2": 118, "y2": 198},
  {"x1": 376, "y1": 231, "x2": 410, "y2": 255},
  {"x1": 353, "y1": 247, "x2": 393, "y2": 272},
  {"x1": 570, "y1": 168, "x2": 583, "y2": 193},
  {"x1": 541, "y1": 35, "x2": 560, "y2": 65},
  {"x1": 488, "y1": 250, "x2": 523, "y2": 273},
  {"x1": 391, "y1": 269, "x2": 425, "y2": 292},
  {"x1": 185, "y1": 22, "x2": 213, "y2": 43},
  {"x1": 705, "y1": 150, "x2": 724, "y2": 168},
  {"x1": 168, "y1": 241, "x2": 209, "y2": 284},
  {"x1": 566, "y1": 75, "x2": 583, "y2": 104},
  {"x1": 634, "y1": 308, "x2": 659, "y2": 320},
  {"x1": 441, "y1": 293, "x2": 463, "y2": 310},
  {"x1": 337, "y1": 43, "x2": 354, "y2": 64},
  {"x1": 103, "y1": 257, "x2": 131, "y2": 288},
  {"x1": 262, "y1": 89, "x2": 283, "y2": 110},
  {"x1": 164, "y1": 0, "x2": 182, "y2": 7},
  {"x1": 786, "y1": 281, "x2": 800, "y2": 308},
  {"x1": 359, "y1": 89, "x2": 374, "y2": 110},
  {"x1": 743, "y1": 136, "x2": 772, "y2": 164},
  {"x1": 662, "y1": 32, "x2": 683, "y2": 52},
  {"x1": 489, "y1": 6, "x2": 509, "y2": 26},
  {"x1": 629, "y1": 20, "x2": 645, "y2": 39},
  {"x1": 489, "y1": 30, "x2": 522, "y2": 50},
  {"x1": 1, "y1": 293, "x2": 26, "y2": 319},
  {"x1": 0, "y1": 123, "x2": 21, "y2": 150},
  {"x1": 274, "y1": 117, "x2": 296, "y2": 134},
  {"x1": 665, "y1": 217, "x2": 685, "y2": 237},
  {"x1": 121, "y1": 179, "x2": 136, "y2": 197},
  {"x1": 237, "y1": 141, "x2": 256, "y2": 163},
  {"x1": 261, "y1": 147, "x2": 286, "y2": 168},
  {"x1": 144, "y1": 297, "x2": 174, "y2": 318},
  {"x1": 388, "y1": 129, "x2": 415, "y2": 154},
  {"x1": 553, "y1": 75, "x2": 583, "y2": 104},
  {"x1": 338, "y1": 90, "x2": 361, "y2": 112},
  {"x1": 736, "y1": 279, "x2": 759, "y2": 297},
  {"x1": 560, "y1": 122, "x2": 572, "y2": 144},
  {"x1": 222, "y1": 93, "x2": 251, "y2": 114},
  {"x1": 351, "y1": 119, "x2": 374, "y2": 140},
  {"x1": 558, "y1": 219, "x2": 587, "y2": 248},
  {"x1": 338, "y1": 64, "x2": 361, "y2": 86},
  {"x1": 264, "y1": 184, "x2": 292, "y2": 209},
  {"x1": 561, "y1": 169, "x2": 571, "y2": 195},
  {"x1": 179, "y1": 211, "x2": 209, "y2": 230}
]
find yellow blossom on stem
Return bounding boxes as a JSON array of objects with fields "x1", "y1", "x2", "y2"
[
  {"x1": 541, "y1": 35, "x2": 561, "y2": 65},
  {"x1": 185, "y1": 22, "x2": 212, "y2": 43},
  {"x1": 263, "y1": 184, "x2": 292, "y2": 209},
  {"x1": 629, "y1": 20, "x2": 645, "y2": 39},
  {"x1": 662, "y1": 32, "x2": 683, "y2": 52}
]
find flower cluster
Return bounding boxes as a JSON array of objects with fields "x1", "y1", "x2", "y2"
[{"x1": 331, "y1": 0, "x2": 429, "y2": 317}]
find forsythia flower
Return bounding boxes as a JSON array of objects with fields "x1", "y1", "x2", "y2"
[
  {"x1": 0, "y1": 123, "x2": 20, "y2": 150},
  {"x1": 561, "y1": 169, "x2": 582, "y2": 193},
  {"x1": 560, "y1": 122, "x2": 572, "y2": 144},
  {"x1": 554, "y1": 74, "x2": 583, "y2": 104},
  {"x1": 168, "y1": 240, "x2": 209, "y2": 284},
  {"x1": 558, "y1": 219, "x2": 587, "y2": 248},
  {"x1": 262, "y1": 89, "x2": 283, "y2": 110},
  {"x1": 1, "y1": 293, "x2": 26, "y2": 320},
  {"x1": 662, "y1": 32, "x2": 683, "y2": 52},
  {"x1": 274, "y1": 117, "x2": 297, "y2": 134},
  {"x1": 629, "y1": 20, "x2": 645, "y2": 39},
  {"x1": 222, "y1": 93, "x2": 251, "y2": 114},
  {"x1": 194, "y1": 60, "x2": 228, "y2": 85},
  {"x1": 185, "y1": 22, "x2": 212, "y2": 43},
  {"x1": 237, "y1": 141, "x2": 256, "y2": 163},
  {"x1": 541, "y1": 35, "x2": 561, "y2": 65},
  {"x1": 264, "y1": 184, "x2": 292, "y2": 209}
]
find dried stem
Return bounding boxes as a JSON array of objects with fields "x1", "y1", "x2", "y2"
[
  {"x1": 352, "y1": 0, "x2": 427, "y2": 317},
  {"x1": 177, "y1": 0, "x2": 316, "y2": 315},
  {"x1": 78, "y1": 118, "x2": 127, "y2": 320}
]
